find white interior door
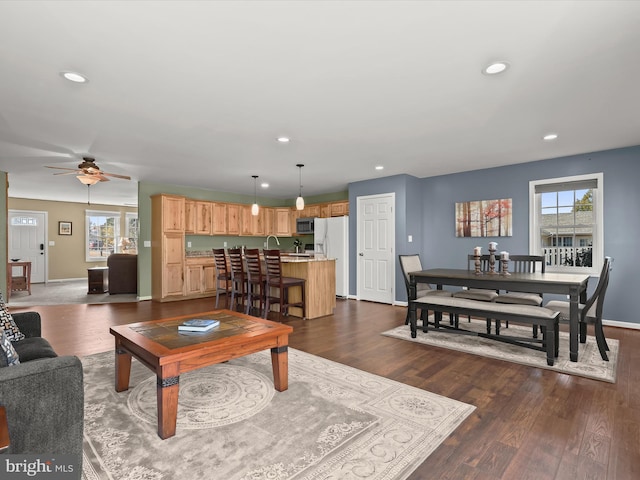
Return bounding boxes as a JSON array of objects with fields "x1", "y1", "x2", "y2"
[
  {"x1": 8, "y1": 210, "x2": 47, "y2": 283},
  {"x1": 357, "y1": 193, "x2": 395, "y2": 303}
]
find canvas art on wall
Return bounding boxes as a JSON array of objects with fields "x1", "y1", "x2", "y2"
[{"x1": 455, "y1": 198, "x2": 512, "y2": 237}]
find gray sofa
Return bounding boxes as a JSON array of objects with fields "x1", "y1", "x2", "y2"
[{"x1": 0, "y1": 311, "x2": 83, "y2": 477}]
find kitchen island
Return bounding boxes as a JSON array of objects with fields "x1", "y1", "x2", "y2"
[{"x1": 280, "y1": 257, "x2": 336, "y2": 319}]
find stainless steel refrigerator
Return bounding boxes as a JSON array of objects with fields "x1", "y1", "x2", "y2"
[{"x1": 314, "y1": 216, "x2": 349, "y2": 298}]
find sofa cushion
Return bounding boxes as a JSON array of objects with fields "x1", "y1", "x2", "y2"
[
  {"x1": 0, "y1": 294, "x2": 25, "y2": 341},
  {"x1": 1, "y1": 328, "x2": 20, "y2": 367},
  {"x1": 12, "y1": 337, "x2": 58, "y2": 363}
]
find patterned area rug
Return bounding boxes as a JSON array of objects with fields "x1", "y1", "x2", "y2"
[
  {"x1": 81, "y1": 349, "x2": 475, "y2": 480},
  {"x1": 382, "y1": 319, "x2": 618, "y2": 383}
]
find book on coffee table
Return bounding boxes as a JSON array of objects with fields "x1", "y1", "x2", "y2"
[{"x1": 178, "y1": 319, "x2": 220, "y2": 332}]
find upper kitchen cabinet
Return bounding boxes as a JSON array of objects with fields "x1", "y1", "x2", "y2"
[
  {"x1": 195, "y1": 201, "x2": 213, "y2": 235},
  {"x1": 227, "y1": 204, "x2": 241, "y2": 236},
  {"x1": 240, "y1": 205, "x2": 266, "y2": 236},
  {"x1": 274, "y1": 208, "x2": 293, "y2": 236},
  {"x1": 185, "y1": 199, "x2": 195, "y2": 233},
  {"x1": 159, "y1": 194, "x2": 185, "y2": 232},
  {"x1": 211, "y1": 203, "x2": 227, "y2": 235},
  {"x1": 330, "y1": 201, "x2": 349, "y2": 217}
]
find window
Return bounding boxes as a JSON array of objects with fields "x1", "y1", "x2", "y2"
[
  {"x1": 86, "y1": 210, "x2": 121, "y2": 261},
  {"x1": 121, "y1": 212, "x2": 138, "y2": 254},
  {"x1": 529, "y1": 173, "x2": 603, "y2": 274}
]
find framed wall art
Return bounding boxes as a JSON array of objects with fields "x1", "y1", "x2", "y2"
[
  {"x1": 59, "y1": 221, "x2": 72, "y2": 236},
  {"x1": 455, "y1": 198, "x2": 512, "y2": 237}
]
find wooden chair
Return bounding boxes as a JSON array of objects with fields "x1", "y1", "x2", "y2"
[
  {"x1": 227, "y1": 248, "x2": 248, "y2": 312},
  {"x1": 263, "y1": 249, "x2": 306, "y2": 319},
  {"x1": 398, "y1": 254, "x2": 453, "y2": 327},
  {"x1": 545, "y1": 256, "x2": 612, "y2": 360},
  {"x1": 213, "y1": 248, "x2": 231, "y2": 309},
  {"x1": 245, "y1": 248, "x2": 269, "y2": 317},
  {"x1": 494, "y1": 255, "x2": 546, "y2": 336}
]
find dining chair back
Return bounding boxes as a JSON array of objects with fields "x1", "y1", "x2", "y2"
[
  {"x1": 398, "y1": 254, "x2": 453, "y2": 325},
  {"x1": 213, "y1": 248, "x2": 231, "y2": 309},
  {"x1": 227, "y1": 248, "x2": 247, "y2": 312},
  {"x1": 545, "y1": 256, "x2": 613, "y2": 360},
  {"x1": 263, "y1": 249, "x2": 306, "y2": 319},
  {"x1": 244, "y1": 248, "x2": 267, "y2": 316}
]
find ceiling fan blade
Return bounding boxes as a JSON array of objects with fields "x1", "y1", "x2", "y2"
[
  {"x1": 53, "y1": 171, "x2": 81, "y2": 176},
  {"x1": 95, "y1": 174, "x2": 110, "y2": 182},
  {"x1": 102, "y1": 172, "x2": 131, "y2": 180},
  {"x1": 45, "y1": 166, "x2": 79, "y2": 172}
]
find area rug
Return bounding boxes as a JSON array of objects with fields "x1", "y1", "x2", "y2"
[
  {"x1": 81, "y1": 348, "x2": 475, "y2": 480},
  {"x1": 8, "y1": 279, "x2": 138, "y2": 307},
  {"x1": 382, "y1": 318, "x2": 618, "y2": 383}
]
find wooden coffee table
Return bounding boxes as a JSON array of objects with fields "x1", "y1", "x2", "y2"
[{"x1": 109, "y1": 309, "x2": 293, "y2": 439}]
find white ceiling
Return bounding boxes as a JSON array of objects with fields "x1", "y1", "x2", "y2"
[{"x1": 1, "y1": 1, "x2": 640, "y2": 206}]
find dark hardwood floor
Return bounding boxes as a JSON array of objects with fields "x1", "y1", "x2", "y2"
[{"x1": 10, "y1": 297, "x2": 640, "y2": 479}]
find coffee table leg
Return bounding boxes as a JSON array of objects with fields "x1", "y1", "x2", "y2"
[
  {"x1": 157, "y1": 364, "x2": 180, "y2": 439},
  {"x1": 114, "y1": 344, "x2": 132, "y2": 392},
  {"x1": 271, "y1": 344, "x2": 289, "y2": 392}
]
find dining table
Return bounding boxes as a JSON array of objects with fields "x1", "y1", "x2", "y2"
[{"x1": 408, "y1": 268, "x2": 591, "y2": 362}]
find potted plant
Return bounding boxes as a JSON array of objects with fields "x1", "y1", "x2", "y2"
[{"x1": 293, "y1": 239, "x2": 303, "y2": 254}]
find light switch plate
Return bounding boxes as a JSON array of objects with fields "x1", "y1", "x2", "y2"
[{"x1": 144, "y1": 240, "x2": 151, "y2": 248}]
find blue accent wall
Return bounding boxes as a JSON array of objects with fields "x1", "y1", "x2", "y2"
[{"x1": 349, "y1": 145, "x2": 639, "y2": 325}]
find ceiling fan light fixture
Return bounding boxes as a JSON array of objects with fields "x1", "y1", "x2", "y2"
[
  {"x1": 76, "y1": 175, "x2": 100, "y2": 185},
  {"x1": 61, "y1": 71, "x2": 89, "y2": 83},
  {"x1": 251, "y1": 175, "x2": 259, "y2": 216},
  {"x1": 295, "y1": 164, "x2": 305, "y2": 211}
]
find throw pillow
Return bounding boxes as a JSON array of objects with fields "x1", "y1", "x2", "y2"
[
  {"x1": 0, "y1": 293, "x2": 25, "y2": 341},
  {"x1": 0, "y1": 328, "x2": 20, "y2": 366}
]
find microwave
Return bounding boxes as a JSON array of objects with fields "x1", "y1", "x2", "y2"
[{"x1": 296, "y1": 217, "x2": 314, "y2": 234}]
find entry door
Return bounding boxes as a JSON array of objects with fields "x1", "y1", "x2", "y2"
[
  {"x1": 8, "y1": 210, "x2": 47, "y2": 283},
  {"x1": 357, "y1": 193, "x2": 395, "y2": 303}
]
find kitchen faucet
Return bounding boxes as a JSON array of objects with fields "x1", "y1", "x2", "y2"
[{"x1": 266, "y1": 235, "x2": 280, "y2": 250}]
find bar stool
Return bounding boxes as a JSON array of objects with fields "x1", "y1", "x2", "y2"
[
  {"x1": 245, "y1": 248, "x2": 268, "y2": 316},
  {"x1": 213, "y1": 248, "x2": 231, "y2": 309},
  {"x1": 263, "y1": 249, "x2": 306, "y2": 320},
  {"x1": 227, "y1": 248, "x2": 248, "y2": 312}
]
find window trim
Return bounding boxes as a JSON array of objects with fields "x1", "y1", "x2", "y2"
[
  {"x1": 529, "y1": 172, "x2": 604, "y2": 275},
  {"x1": 85, "y1": 210, "x2": 121, "y2": 262}
]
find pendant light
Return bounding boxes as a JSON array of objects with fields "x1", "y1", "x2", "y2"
[
  {"x1": 296, "y1": 164, "x2": 305, "y2": 211},
  {"x1": 251, "y1": 175, "x2": 259, "y2": 216}
]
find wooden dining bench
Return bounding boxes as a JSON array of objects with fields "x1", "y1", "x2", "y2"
[{"x1": 409, "y1": 295, "x2": 560, "y2": 366}]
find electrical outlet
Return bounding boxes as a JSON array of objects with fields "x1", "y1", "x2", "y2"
[
  {"x1": 187, "y1": 241, "x2": 192, "y2": 248},
  {"x1": 223, "y1": 241, "x2": 227, "y2": 247},
  {"x1": 264, "y1": 242, "x2": 267, "y2": 247},
  {"x1": 144, "y1": 240, "x2": 151, "y2": 248},
  {"x1": 408, "y1": 235, "x2": 413, "y2": 242}
]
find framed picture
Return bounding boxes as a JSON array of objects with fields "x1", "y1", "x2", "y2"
[
  {"x1": 59, "y1": 221, "x2": 72, "y2": 236},
  {"x1": 455, "y1": 198, "x2": 512, "y2": 237}
]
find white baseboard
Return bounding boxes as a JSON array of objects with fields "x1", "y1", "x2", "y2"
[{"x1": 137, "y1": 295, "x2": 152, "y2": 301}]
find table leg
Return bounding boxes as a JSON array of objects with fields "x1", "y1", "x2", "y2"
[
  {"x1": 409, "y1": 276, "x2": 417, "y2": 338},
  {"x1": 271, "y1": 343, "x2": 289, "y2": 391},
  {"x1": 569, "y1": 285, "x2": 580, "y2": 362},
  {"x1": 157, "y1": 364, "x2": 180, "y2": 439},
  {"x1": 114, "y1": 343, "x2": 132, "y2": 392}
]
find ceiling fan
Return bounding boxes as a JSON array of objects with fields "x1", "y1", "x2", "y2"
[{"x1": 45, "y1": 156, "x2": 131, "y2": 184}]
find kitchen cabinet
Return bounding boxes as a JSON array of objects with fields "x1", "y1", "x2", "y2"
[
  {"x1": 240, "y1": 205, "x2": 266, "y2": 236},
  {"x1": 151, "y1": 194, "x2": 185, "y2": 301},
  {"x1": 195, "y1": 201, "x2": 212, "y2": 235},
  {"x1": 330, "y1": 201, "x2": 349, "y2": 217},
  {"x1": 301, "y1": 204, "x2": 320, "y2": 218},
  {"x1": 227, "y1": 204, "x2": 241, "y2": 235},
  {"x1": 320, "y1": 203, "x2": 330, "y2": 218},
  {"x1": 265, "y1": 207, "x2": 275, "y2": 235},
  {"x1": 184, "y1": 257, "x2": 216, "y2": 296},
  {"x1": 184, "y1": 199, "x2": 196, "y2": 233},
  {"x1": 212, "y1": 203, "x2": 227, "y2": 234},
  {"x1": 274, "y1": 208, "x2": 293, "y2": 236}
]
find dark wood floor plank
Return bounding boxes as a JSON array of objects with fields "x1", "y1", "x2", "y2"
[{"x1": 9, "y1": 297, "x2": 640, "y2": 479}]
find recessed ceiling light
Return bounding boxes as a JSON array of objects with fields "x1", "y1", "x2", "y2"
[
  {"x1": 482, "y1": 61, "x2": 509, "y2": 75},
  {"x1": 543, "y1": 133, "x2": 558, "y2": 141},
  {"x1": 60, "y1": 71, "x2": 88, "y2": 83},
  {"x1": 375, "y1": 165, "x2": 384, "y2": 170},
  {"x1": 261, "y1": 182, "x2": 269, "y2": 188},
  {"x1": 276, "y1": 137, "x2": 290, "y2": 143}
]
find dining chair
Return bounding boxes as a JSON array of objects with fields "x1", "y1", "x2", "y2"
[
  {"x1": 494, "y1": 255, "x2": 546, "y2": 336},
  {"x1": 212, "y1": 248, "x2": 231, "y2": 309},
  {"x1": 244, "y1": 248, "x2": 269, "y2": 317},
  {"x1": 398, "y1": 254, "x2": 453, "y2": 327},
  {"x1": 545, "y1": 256, "x2": 612, "y2": 360},
  {"x1": 452, "y1": 254, "x2": 498, "y2": 332},
  {"x1": 227, "y1": 248, "x2": 248, "y2": 312},
  {"x1": 263, "y1": 249, "x2": 306, "y2": 320}
]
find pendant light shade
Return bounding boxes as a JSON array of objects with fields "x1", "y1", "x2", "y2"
[
  {"x1": 296, "y1": 164, "x2": 305, "y2": 211},
  {"x1": 251, "y1": 175, "x2": 259, "y2": 216}
]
